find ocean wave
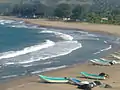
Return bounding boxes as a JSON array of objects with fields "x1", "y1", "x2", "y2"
[
  {"x1": 113, "y1": 38, "x2": 120, "y2": 44},
  {"x1": 0, "y1": 19, "x2": 39, "y2": 29},
  {"x1": 94, "y1": 45, "x2": 112, "y2": 54},
  {"x1": 22, "y1": 62, "x2": 52, "y2": 67},
  {"x1": 1, "y1": 74, "x2": 18, "y2": 79},
  {"x1": 77, "y1": 31, "x2": 98, "y2": 37},
  {"x1": 22, "y1": 64, "x2": 33, "y2": 67},
  {"x1": 87, "y1": 34, "x2": 98, "y2": 37},
  {"x1": 72, "y1": 31, "x2": 99, "y2": 41},
  {"x1": 10, "y1": 24, "x2": 39, "y2": 29},
  {"x1": 0, "y1": 40, "x2": 55, "y2": 60},
  {"x1": 0, "y1": 20, "x2": 15, "y2": 25},
  {"x1": 40, "y1": 30, "x2": 73, "y2": 41},
  {"x1": 31, "y1": 65, "x2": 67, "y2": 74},
  {"x1": 5, "y1": 62, "x2": 15, "y2": 65},
  {"x1": 79, "y1": 37, "x2": 100, "y2": 41},
  {"x1": 77, "y1": 31, "x2": 88, "y2": 34},
  {"x1": 22, "y1": 61, "x2": 59, "y2": 67},
  {"x1": 104, "y1": 41, "x2": 108, "y2": 43},
  {"x1": 0, "y1": 41, "x2": 81, "y2": 65},
  {"x1": 17, "y1": 41, "x2": 82, "y2": 64},
  {"x1": 10, "y1": 25, "x2": 28, "y2": 28}
]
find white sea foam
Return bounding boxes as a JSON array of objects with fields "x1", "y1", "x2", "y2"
[
  {"x1": 77, "y1": 31, "x2": 88, "y2": 34},
  {"x1": 5, "y1": 62, "x2": 15, "y2": 65},
  {"x1": 22, "y1": 64, "x2": 33, "y2": 67},
  {"x1": 17, "y1": 41, "x2": 82, "y2": 64},
  {"x1": 77, "y1": 31, "x2": 98, "y2": 37},
  {"x1": 0, "y1": 40, "x2": 81, "y2": 65},
  {"x1": 40, "y1": 30, "x2": 73, "y2": 41},
  {"x1": 1, "y1": 75, "x2": 18, "y2": 79},
  {"x1": 0, "y1": 19, "x2": 39, "y2": 29},
  {"x1": 94, "y1": 45, "x2": 112, "y2": 54},
  {"x1": 10, "y1": 24, "x2": 39, "y2": 29},
  {"x1": 0, "y1": 40, "x2": 55, "y2": 60},
  {"x1": 72, "y1": 31, "x2": 99, "y2": 41},
  {"x1": 31, "y1": 65, "x2": 66, "y2": 74},
  {"x1": 93, "y1": 51, "x2": 101, "y2": 54},
  {"x1": 104, "y1": 41, "x2": 108, "y2": 43},
  {"x1": 41, "y1": 61, "x2": 53, "y2": 65},
  {"x1": 76, "y1": 36, "x2": 100, "y2": 41},
  {"x1": 22, "y1": 61, "x2": 54, "y2": 67},
  {"x1": 87, "y1": 34, "x2": 98, "y2": 37},
  {"x1": 10, "y1": 25, "x2": 28, "y2": 28},
  {"x1": 0, "y1": 20, "x2": 15, "y2": 24},
  {"x1": 0, "y1": 22, "x2": 4, "y2": 25},
  {"x1": 100, "y1": 45, "x2": 112, "y2": 51},
  {"x1": 113, "y1": 38, "x2": 120, "y2": 44}
]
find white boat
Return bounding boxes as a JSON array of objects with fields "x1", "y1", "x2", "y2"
[
  {"x1": 111, "y1": 54, "x2": 120, "y2": 60},
  {"x1": 90, "y1": 59, "x2": 111, "y2": 66}
]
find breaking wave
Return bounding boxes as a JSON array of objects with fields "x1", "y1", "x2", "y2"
[
  {"x1": 94, "y1": 45, "x2": 112, "y2": 54},
  {"x1": 0, "y1": 40, "x2": 55, "y2": 59},
  {"x1": 0, "y1": 20, "x2": 15, "y2": 25},
  {"x1": 1, "y1": 75, "x2": 18, "y2": 79},
  {"x1": 40, "y1": 30, "x2": 73, "y2": 41},
  {"x1": 17, "y1": 41, "x2": 82, "y2": 64},
  {"x1": 0, "y1": 41, "x2": 81, "y2": 65}
]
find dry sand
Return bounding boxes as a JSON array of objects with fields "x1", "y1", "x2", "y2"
[{"x1": 0, "y1": 16, "x2": 120, "y2": 90}]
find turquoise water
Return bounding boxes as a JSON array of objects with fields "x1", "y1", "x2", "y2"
[{"x1": 0, "y1": 19, "x2": 120, "y2": 82}]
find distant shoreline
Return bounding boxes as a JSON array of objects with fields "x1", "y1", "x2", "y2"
[{"x1": 0, "y1": 16, "x2": 120, "y2": 37}]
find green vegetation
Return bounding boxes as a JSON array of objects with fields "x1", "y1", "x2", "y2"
[
  {"x1": 71, "y1": 5, "x2": 83, "y2": 20},
  {"x1": 0, "y1": 0, "x2": 120, "y2": 25},
  {"x1": 54, "y1": 3, "x2": 71, "y2": 18}
]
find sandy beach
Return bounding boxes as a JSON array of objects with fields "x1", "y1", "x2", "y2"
[
  {"x1": 0, "y1": 16, "x2": 120, "y2": 90},
  {"x1": 0, "y1": 63, "x2": 120, "y2": 90}
]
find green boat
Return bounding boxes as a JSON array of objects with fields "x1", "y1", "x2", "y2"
[
  {"x1": 39, "y1": 75, "x2": 69, "y2": 83},
  {"x1": 80, "y1": 72, "x2": 107, "y2": 80}
]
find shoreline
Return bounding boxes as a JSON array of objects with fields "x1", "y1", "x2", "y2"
[
  {"x1": 0, "y1": 16, "x2": 120, "y2": 36},
  {"x1": 0, "y1": 16, "x2": 120, "y2": 90},
  {"x1": 1, "y1": 61, "x2": 120, "y2": 90}
]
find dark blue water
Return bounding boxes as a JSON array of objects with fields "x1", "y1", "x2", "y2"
[{"x1": 0, "y1": 19, "x2": 120, "y2": 82}]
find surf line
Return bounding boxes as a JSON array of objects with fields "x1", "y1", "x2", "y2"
[{"x1": 94, "y1": 45, "x2": 112, "y2": 55}]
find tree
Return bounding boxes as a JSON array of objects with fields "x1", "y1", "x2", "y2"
[
  {"x1": 54, "y1": 3, "x2": 71, "y2": 18},
  {"x1": 71, "y1": 5, "x2": 82, "y2": 20},
  {"x1": 11, "y1": 2, "x2": 47, "y2": 17},
  {"x1": 86, "y1": 12, "x2": 101, "y2": 23}
]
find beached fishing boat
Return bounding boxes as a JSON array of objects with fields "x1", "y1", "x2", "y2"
[
  {"x1": 39, "y1": 75, "x2": 69, "y2": 83},
  {"x1": 99, "y1": 58, "x2": 112, "y2": 62},
  {"x1": 80, "y1": 72, "x2": 108, "y2": 80},
  {"x1": 67, "y1": 78, "x2": 81, "y2": 85},
  {"x1": 100, "y1": 58, "x2": 120, "y2": 64},
  {"x1": 111, "y1": 54, "x2": 120, "y2": 60},
  {"x1": 90, "y1": 59, "x2": 112, "y2": 66}
]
